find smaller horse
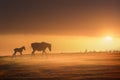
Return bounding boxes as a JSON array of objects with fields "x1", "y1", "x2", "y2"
[{"x1": 13, "y1": 46, "x2": 25, "y2": 56}]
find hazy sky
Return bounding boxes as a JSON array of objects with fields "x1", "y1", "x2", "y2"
[
  {"x1": 1, "y1": 0, "x2": 120, "y2": 36},
  {"x1": 0, "y1": 0, "x2": 120, "y2": 55}
]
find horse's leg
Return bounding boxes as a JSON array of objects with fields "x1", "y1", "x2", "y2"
[
  {"x1": 42, "y1": 50, "x2": 44, "y2": 55},
  {"x1": 32, "y1": 50, "x2": 35, "y2": 55},
  {"x1": 44, "y1": 51, "x2": 47, "y2": 54},
  {"x1": 42, "y1": 50, "x2": 46, "y2": 55},
  {"x1": 20, "y1": 52, "x2": 22, "y2": 55},
  {"x1": 42, "y1": 50, "x2": 48, "y2": 58},
  {"x1": 13, "y1": 51, "x2": 16, "y2": 56}
]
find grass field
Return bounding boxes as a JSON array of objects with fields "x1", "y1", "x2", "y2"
[{"x1": 0, "y1": 53, "x2": 120, "y2": 80}]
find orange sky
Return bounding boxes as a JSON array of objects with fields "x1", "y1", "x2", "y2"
[
  {"x1": 0, "y1": 0, "x2": 120, "y2": 56},
  {"x1": 0, "y1": 34, "x2": 120, "y2": 56},
  {"x1": 0, "y1": 0, "x2": 120, "y2": 36}
]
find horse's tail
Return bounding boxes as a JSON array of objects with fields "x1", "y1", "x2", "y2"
[{"x1": 31, "y1": 43, "x2": 34, "y2": 49}]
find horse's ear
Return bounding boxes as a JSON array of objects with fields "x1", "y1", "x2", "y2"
[{"x1": 23, "y1": 46, "x2": 26, "y2": 50}]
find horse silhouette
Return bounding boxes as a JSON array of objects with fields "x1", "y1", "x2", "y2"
[
  {"x1": 31, "y1": 42, "x2": 51, "y2": 55},
  {"x1": 13, "y1": 46, "x2": 25, "y2": 56}
]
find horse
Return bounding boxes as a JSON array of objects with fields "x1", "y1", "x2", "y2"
[
  {"x1": 31, "y1": 42, "x2": 51, "y2": 55},
  {"x1": 13, "y1": 46, "x2": 25, "y2": 56}
]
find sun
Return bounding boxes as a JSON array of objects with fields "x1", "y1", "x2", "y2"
[{"x1": 105, "y1": 36, "x2": 113, "y2": 41}]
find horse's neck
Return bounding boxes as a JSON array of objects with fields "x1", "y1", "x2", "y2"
[{"x1": 21, "y1": 47, "x2": 24, "y2": 50}]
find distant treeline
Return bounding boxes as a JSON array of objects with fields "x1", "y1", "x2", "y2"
[{"x1": 82, "y1": 50, "x2": 120, "y2": 54}]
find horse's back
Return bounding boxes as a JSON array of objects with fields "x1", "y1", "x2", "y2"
[
  {"x1": 31, "y1": 42, "x2": 41, "y2": 47},
  {"x1": 31, "y1": 42, "x2": 49, "y2": 50},
  {"x1": 14, "y1": 48, "x2": 18, "y2": 51},
  {"x1": 31, "y1": 42, "x2": 47, "y2": 46},
  {"x1": 14, "y1": 47, "x2": 24, "y2": 52}
]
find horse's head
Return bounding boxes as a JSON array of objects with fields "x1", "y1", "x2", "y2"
[
  {"x1": 48, "y1": 44, "x2": 51, "y2": 51},
  {"x1": 22, "y1": 46, "x2": 26, "y2": 50}
]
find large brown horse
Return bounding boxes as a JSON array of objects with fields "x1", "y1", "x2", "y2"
[{"x1": 31, "y1": 42, "x2": 51, "y2": 55}]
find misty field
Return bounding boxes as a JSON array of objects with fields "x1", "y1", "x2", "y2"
[{"x1": 0, "y1": 53, "x2": 120, "y2": 80}]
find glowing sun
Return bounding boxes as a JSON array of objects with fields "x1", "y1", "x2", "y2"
[{"x1": 105, "y1": 36, "x2": 113, "y2": 41}]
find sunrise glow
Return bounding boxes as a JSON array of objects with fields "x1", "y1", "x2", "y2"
[
  {"x1": 0, "y1": 0, "x2": 120, "y2": 55},
  {"x1": 105, "y1": 36, "x2": 113, "y2": 42}
]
